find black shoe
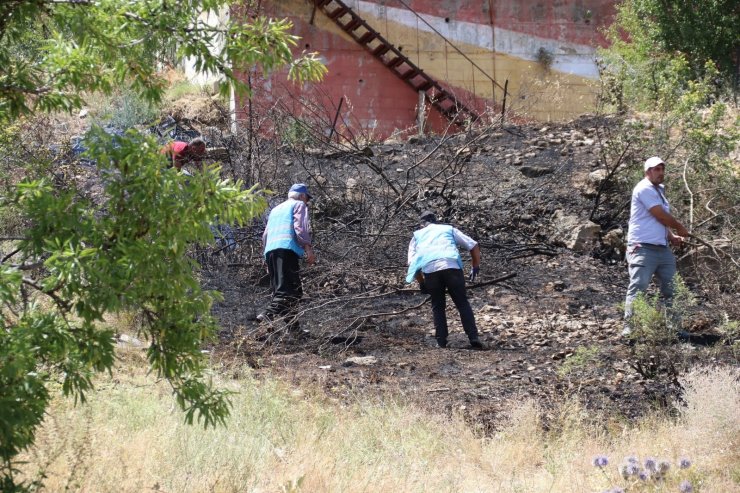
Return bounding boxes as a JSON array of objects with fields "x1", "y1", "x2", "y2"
[
  {"x1": 256, "y1": 311, "x2": 272, "y2": 323},
  {"x1": 469, "y1": 339, "x2": 485, "y2": 350},
  {"x1": 436, "y1": 339, "x2": 448, "y2": 348}
]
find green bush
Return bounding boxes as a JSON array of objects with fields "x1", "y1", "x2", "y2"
[
  {"x1": 557, "y1": 346, "x2": 600, "y2": 378},
  {"x1": 627, "y1": 275, "x2": 696, "y2": 346},
  {"x1": 1, "y1": 1, "x2": 326, "y2": 489},
  {"x1": 165, "y1": 80, "x2": 210, "y2": 101},
  {"x1": 281, "y1": 119, "x2": 314, "y2": 147},
  {"x1": 599, "y1": 0, "x2": 738, "y2": 110},
  {"x1": 92, "y1": 90, "x2": 159, "y2": 129}
]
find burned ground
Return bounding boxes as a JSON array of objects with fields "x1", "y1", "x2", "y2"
[{"x1": 195, "y1": 115, "x2": 737, "y2": 429}]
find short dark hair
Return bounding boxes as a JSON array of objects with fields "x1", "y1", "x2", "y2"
[
  {"x1": 188, "y1": 137, "x2": 206, "y2": 158},
  {"x1": 419, "y1": 210, "x2": 436, "y2": 223},
  {"x1": 189, "y1": 137, "x2": 206, "y2": 148}
]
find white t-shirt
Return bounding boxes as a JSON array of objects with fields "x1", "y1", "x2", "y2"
[
  {"x1": 407, "y1": 226, "x2": 478, "y2": 273},
  {"x1": 627, "y1": 178, "x2": 670, "y2": 245}
]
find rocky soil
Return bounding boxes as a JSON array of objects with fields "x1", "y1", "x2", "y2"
[{"x1": 188, "y1": 115, "x2": 737, "y2": 429}]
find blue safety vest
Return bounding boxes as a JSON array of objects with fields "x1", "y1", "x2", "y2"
[
  {"x1": 263, "y1": 199, "x2": 305, "y2": 258},
  {"x1": 405, "y1": 224, "x2": 462, "y2": 283}
]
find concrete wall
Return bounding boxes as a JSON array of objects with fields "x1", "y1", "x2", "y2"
[
  {"x1": 238, "y1": 0, "x2": 616, "y2": 138},
  {"x1": 183, "y1": 8, "x2": 229, "y2": 86}
]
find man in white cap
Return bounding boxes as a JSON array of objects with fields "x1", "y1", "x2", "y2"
[
  {"x1": 258, "y1": 183, "x2": 316, "y2": 323},
  {"x1": 623, "y1": 156, "x2": 689, "y2": 337}
]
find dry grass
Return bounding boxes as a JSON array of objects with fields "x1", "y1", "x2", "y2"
[{"x1": 17, "y1": 347, "x2": 740, "y2": 492}]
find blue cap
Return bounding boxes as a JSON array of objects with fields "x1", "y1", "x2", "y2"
[{"x1": 289, "y1": 183, "x2": 313, "y2": 199}]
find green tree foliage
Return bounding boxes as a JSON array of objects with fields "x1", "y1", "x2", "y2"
[
  {"x1": 0, "y1": 0, "x2": 326, "y2": 121},
  {"x1": 600, "y1": 0, "x2": 739, "y2": 110},
  {"x1": 596, "y1": 0, "x2": 739, "y2": 327},
  {"x1": 598, "y1": 1, "x2": 739, "y2": 235},
  {"x1": 628, "y1": 0, "x2": 738, "y2": 78},
  {"x1": 0, "y1": 1, "x2": 325, "y2": 489}
]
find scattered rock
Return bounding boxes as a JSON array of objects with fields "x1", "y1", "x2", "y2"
[
  {"x1": 602, "y1": 228, "x2": 625, "y2": 255},
  {"x1": 345, "y1": 177, "x2": 362, "y2": 202},
  {"x1": 343, "y1": 356, "x2": 378, "y2": 366},
  {"x1": 519, "y1": 165, "x2": 553, "y2": 177},
  {"x1": 551, "y1": 210, "x2": 601, "y2": 252},
  {"x1": 117, "y1": 334, "x2": 147, "y2": 348}
]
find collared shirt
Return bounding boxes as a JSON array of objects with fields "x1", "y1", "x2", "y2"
[
  {"x1": 262, "y1": 200, "x2": 312, "y2": 249},
  {"x1": 407, "y1": 225, "x2": 477, "y2": 273},
  {"x1": 627, "y1": 177, "x2": 670, "y2": 246},
  {"x1": 292, "y1": 201, "x2": 312, "y2": 247}
]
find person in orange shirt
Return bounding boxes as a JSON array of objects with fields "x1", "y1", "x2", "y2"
[{"x1": 161, "y1": 137, "x2": 206, "y2": 172}]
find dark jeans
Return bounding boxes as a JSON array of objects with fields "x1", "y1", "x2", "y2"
[
  {"x1": 424, "y1": 268, "x2": 479, "y2": 343},
  {"x1": 265, "y1": 249, "x2": 303, "y2": 316}
]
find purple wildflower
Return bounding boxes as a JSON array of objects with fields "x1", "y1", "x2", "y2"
[
  {"x1": 679, "y1": 480, "x2": 693, "y2": 493},
  {"x1": 638, "y1": 470, "x2": 649, "y2": 481},
  {"x1": 625, "y1": 455, "x2": 639, "y2": 464},
  {"x1": 621, "y1": 463, "x2": 639, "y2": 479},
  {"x1": 679, "y1": 457, "x2": 692, "y2": 469},
  {"x1": 644, "y1": 457, "x2": 657, "y2": 472},
  {"x1": 593, "y1": 455, "x2": 609, "y2": 468},
  {"x1": 610, "y1": 488, "x2": 625, "y2": 493}
]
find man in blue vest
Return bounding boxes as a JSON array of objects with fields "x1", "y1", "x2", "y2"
[
  {"x1": 407, "y1": 210, "x2": 483, "y2": 349},
  {"x1": 258, "y1": 183, "x2": 316, "y2": 323}
]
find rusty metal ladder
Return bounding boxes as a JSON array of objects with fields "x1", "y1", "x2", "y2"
[{"x1": 313, "y1": 0, "x2": 480, "y2": 127}]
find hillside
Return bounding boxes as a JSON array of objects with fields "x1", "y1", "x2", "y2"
[
  {"x1": 5, "y1": 104, "x2": 738, "y2": 492},
  {"x1": 179, "y1": 113, "x2": 738, "y2": 428}
]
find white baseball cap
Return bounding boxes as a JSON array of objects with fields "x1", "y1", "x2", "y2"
[{"x1": 644, "y1": 156, "x2": 665, "y2": 172}]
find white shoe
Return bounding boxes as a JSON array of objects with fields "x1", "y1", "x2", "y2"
[{"x1": 621, "y1": 326, "x2": 632, "y2": 337}]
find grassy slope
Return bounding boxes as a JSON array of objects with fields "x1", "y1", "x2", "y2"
[{"x1": 17, "y1": 345, "x2": 739, "y2": 493}]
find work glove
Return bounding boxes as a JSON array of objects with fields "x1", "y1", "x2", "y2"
[{"x1": 468, "y1": 266, "x2": 479, "y2": 283}]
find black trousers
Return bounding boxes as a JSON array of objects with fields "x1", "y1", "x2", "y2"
[
  {"x1": 265, "y1": 249, "x2": 303, "y2": 315},
  {"x1": 424, "y1": 268, "x2": 479, "y2": 343}
]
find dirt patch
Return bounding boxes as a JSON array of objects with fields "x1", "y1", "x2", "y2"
[{"x1": 165, "y1": 93, "x2": 226, "y2": 126}]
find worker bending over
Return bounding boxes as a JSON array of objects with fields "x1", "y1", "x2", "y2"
[
  {"x1": 407, "y1": 210, "x2": 483, "y2": 349},
  {"x1": 258, "y1": 183, "x2": 316, "y2": 323}
]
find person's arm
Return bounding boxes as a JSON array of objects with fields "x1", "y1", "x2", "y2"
[
  {"x1": 470, "y1": 244, "x2": 481, "y2": 268},
  {"x1": 453, "y1": 228, "x2": 480, "y2": 281},
  {"x1": 160, "y1": 143, "x2": 174, "y2": 168},
  {"x1": 407, "y1": 238, "x2": 417, "y2": 265},
  {"x1": 408, "y1": 238, "x2": 427, "y2": 292},
  {"x1": 648, "y1": 206, "x2": 689, "y2": 238},
  {"x1": 293, "y1": 202, "x2": 315, "y2": 264},
  {"x1": 414, "y1": 270, "x2": 428, "y2": 293}
]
